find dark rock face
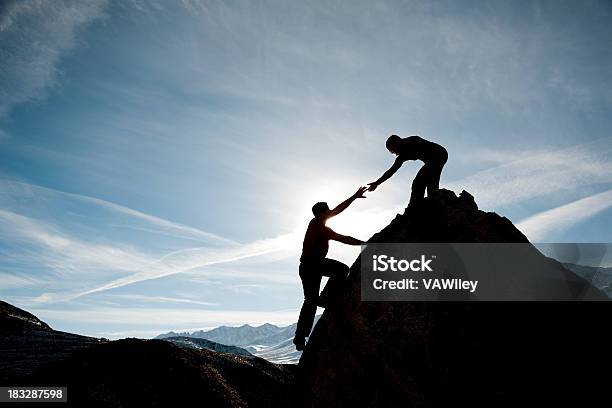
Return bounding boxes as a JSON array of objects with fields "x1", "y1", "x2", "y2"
[
  {"x1": 30, "y1": 339, "x2": 296, "y2": 408},
  {"x1": 298, "y1": 190, "x2": 611, "y2": 407}
]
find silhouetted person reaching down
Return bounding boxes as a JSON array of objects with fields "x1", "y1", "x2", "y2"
[
  {"x1": 293, "y1": 187, "x2": 367, "y2": 351},
  {"x1": 367, "y1": 135, "x2": 448, "y2": 205}
]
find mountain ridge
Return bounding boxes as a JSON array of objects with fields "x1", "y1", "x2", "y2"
[{"x1": 162, "y1": 335, "x2": 253, "y2": 356}]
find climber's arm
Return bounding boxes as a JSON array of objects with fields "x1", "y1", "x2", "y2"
[
  {"x1": 329, "y1": 187, "x2": 367, "y2": 217},
  {"x1": 330, "y1": 231, "x2": 365, "y2": 246},
  {"x1": 367, "y1": 157, "x2": 404, "y2": 191}
]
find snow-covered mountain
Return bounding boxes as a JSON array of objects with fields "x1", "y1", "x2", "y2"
[
  {"x1": 155, "y1": 316, "x2": 320, "y2": 364},
  {"x1": 247, "y1": 337, "x2": 302, "y2": 364}
]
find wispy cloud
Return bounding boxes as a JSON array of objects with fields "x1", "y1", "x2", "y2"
[
  {"x1": 225, "y1": 283, "x2": 266, "y2": 295},
  {"x1": 71, "y1": 192, "x2": 237, "y2": 245},
  {"x1": 0, "y1": 208, "x2": 151, "y2": 274},
  {"x1": 181, "y1": 268, "x2": 297, "y2": 285},
  {"x1": 29, "y1": 306, "x2": 299, "y2": 339},
  {"x1": 98, "y1": 293, "x2": 218, "y2": 307},
  {"x1": 517, "y1": 189, "x2": 612, "y2": 242},
  {"x1": 0, "y1": 178, "x2": 235, "y2": 245},
  {"x1": 60, "y1": 232, "x2": 297, "y2": 302},
  {"x1": 0, "y1": 0, "x2": 108, "y2": 117},
  {"x1": 0, "y1": 272, "x2": 45, "y2": 289},
  {"x1": 0, "y1": 178, "x2": 298, "y2": 302},
  {"x1": 448, "y1": 138, "x2": 612, "y2": 209},
  {"x1": 2, "y1": 204, "x2": 297, "y2": 303},
  {"x1": 0, "y1": 178, "x2": 296, "y2": 307}
]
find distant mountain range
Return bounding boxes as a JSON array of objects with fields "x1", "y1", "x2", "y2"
[{"x1": 156, "y1": 316, "x2": 320, "y2": 364}]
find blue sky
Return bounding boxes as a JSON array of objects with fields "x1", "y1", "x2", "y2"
[{"x1": 0, "y1": 0, "x2": 611, "y2": 338}]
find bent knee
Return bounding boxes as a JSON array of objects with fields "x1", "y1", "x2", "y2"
[{"x1": 335, "y1": 262, "x2": 349, "y2": 276}]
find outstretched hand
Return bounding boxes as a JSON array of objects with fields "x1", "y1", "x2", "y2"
[
  {"x1": 367, "y1": 182, "x2": 378, "y2": 192},
  {"x1": 353, "y1": 186, "x2": 368, "y2": 199}
]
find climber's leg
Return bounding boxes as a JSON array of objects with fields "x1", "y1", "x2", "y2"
[
  {"x1": 294, "y1": 263, "x2": 322, "y2": 348},
  {"x1": 318, "y1": 258, "x2": 349, "y2": 307},
  {"x1": 425, "y1": 148, "x2": 448, "y2": 198},
  {"x1": 425, "y1": 163, "x2": 442, "y2": 198},
  {"x1": 410, "y1": 165, "x2": 428, "y2": 204}
]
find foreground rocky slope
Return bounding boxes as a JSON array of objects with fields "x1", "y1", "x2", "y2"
[
  {"x1": 29, "y1": 339, "x2": 295, "y2": 407},
  {"x1": 0, "y1": 300, "x2": 103, "y2": 383},
  {"x1": 298, "y1": 189, "x2": 610, "y2": 407},
  {"x1": 1, "y1": 301, "x2": 295, "y2": 407}
]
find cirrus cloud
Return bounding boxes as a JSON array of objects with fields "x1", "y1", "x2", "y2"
[{"x1": 0, "y1": 0, "x2": 108, "y2": 117}]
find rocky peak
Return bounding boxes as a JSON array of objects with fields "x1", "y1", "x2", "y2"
[
  {"x1": 298, "y1": 189, "x2": 610, "y2": 407},
  {"x1": 370, "y1": 189, "x2": 528, "y2": 244}
]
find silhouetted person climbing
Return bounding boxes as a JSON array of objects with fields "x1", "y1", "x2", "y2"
[
  {"x1": 368, "y1": 135, "x2": 448, "y2": 205},
  {"x1": 294, "y1": 187, "x2": 367, "y2": 351}
]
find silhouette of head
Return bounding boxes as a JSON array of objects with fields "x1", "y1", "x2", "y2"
[
  {"x1": 312, "y1": 202, "x2": 330, "y2": 219},
  {"x1": 386, "y1": 134, "x2": 401, "y2": 155}
]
